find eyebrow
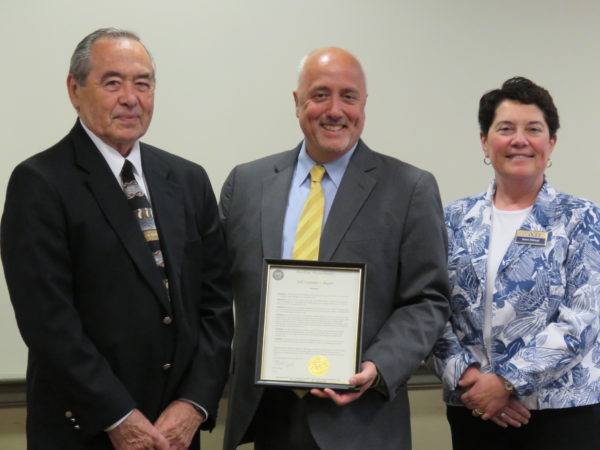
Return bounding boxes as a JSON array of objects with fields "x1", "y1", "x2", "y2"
[
  {"x1": 495, "y1": 120, "x2": 545, "y2": 126},
  {"x1": 135, "y1": 73, "x2": 155, "y2": 81},
  {"x1": 100, "y1": 71, "x2": 123, "y2": 82},
  {"x1": 309, "y1": 85, "x2": 331, "y2": 92},
  {"x1": 340, "y1": 87, "x2": 360, "y2": 95},
  {"x1": 309, "y1": 85, "x2": 361, "y2": 96},
  {"x1": 100, "y1": 71, "x2": 155, "y2": 82}
]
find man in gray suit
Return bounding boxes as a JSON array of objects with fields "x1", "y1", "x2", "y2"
[{"x1": 219, "y1": 47, "x2": 450, "y2": 450}]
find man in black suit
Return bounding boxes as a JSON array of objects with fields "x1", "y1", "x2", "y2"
[
  {"x1": 220, "y1": 47, "x2": 450, "y2": 449},
  {"x1": 1, "y1": 28, "x2": 232, "y2": 449}
]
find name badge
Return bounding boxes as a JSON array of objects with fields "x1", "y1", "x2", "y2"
[{"x1": 515, "y1": 230, "x2": 548, "y2": 246}]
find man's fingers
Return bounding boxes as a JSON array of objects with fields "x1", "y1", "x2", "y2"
[
  {"x1": 309, "y1": 388, "x2": 329, "y2": 399},
  {"x1": 310, "y1": 387, "x2": 361, "y2": 406}
]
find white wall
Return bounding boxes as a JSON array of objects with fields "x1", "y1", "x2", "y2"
[{"x1": 2, "y1": 0, "x2": 600, "y2": 378}]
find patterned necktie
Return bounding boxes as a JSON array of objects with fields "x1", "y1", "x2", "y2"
[
  {"x1": 121, "y1": 160, "x2": 169, "y2": 296},
  {"x1": 293, "y1": 165, "x2": 326, "y2": 261}
]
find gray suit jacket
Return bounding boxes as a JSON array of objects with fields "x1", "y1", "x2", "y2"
[{"x1": 219, "y1": 140, "x2": 450, "y2": 450}]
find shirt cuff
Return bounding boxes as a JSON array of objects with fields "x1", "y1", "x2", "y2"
[
  {"x1": 179, "y1": 398, "x2": 208, "y2": 421},
  {"x1": 105, "y1": 410, "x2": 134, "y2": 431}
]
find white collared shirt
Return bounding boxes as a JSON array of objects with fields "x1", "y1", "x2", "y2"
[{"x1": 79, "y1": 120, "x2": 151, "y2": 201}]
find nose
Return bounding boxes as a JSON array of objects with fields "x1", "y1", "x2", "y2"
[
  {"x1": 326, "y1": 96, "x2": 343, "y2": 120},
  {"x1": 511, "y1": 129, "x2": 528, "y2": 147},
  {"x1": 118, "y1": 82, "x2": 139, "y2": 107}
]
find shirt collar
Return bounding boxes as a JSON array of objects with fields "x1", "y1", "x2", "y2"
[
  {"x1": 79, "y1": 119, "x2": 144, "y2": 179},
  {"x1": 295, "y1": 140, "x2": 358, "y2": 187}
]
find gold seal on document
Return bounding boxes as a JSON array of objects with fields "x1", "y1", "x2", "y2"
[{"x1": 308, "y1": 355, "x2": 330, "y2": 377}]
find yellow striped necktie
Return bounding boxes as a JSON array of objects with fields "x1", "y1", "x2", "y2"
[
  {"x1": 293, "y1": 165, "x2": 326, "y2": 261},
  {"x1": 292, "y1": 164, "x2": 326, "y2": 397}
]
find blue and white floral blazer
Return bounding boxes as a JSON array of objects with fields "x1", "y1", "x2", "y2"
[{"x1": 430, "y1": 180, "x2": 600, "y2": 409}]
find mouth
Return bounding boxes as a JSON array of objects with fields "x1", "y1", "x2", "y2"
[
  {"x1": 321, "y1": 124, "x2": 345, "y2": 132},
  {"x1": 507, "y1": 154, "x2": 534, "y2": 159},
  {"x1": 114, "y1": 111, "x2": 141, "y2": 122}
]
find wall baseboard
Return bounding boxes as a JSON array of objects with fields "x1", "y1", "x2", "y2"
[
  {"x1": 0, "y1": 365, "x2": 441, "y2": 408},
  {"x1": 0, "y1": 380, "x2": 26, "y2": 407}
]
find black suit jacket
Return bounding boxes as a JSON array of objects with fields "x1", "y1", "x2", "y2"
[
  {"x1": 1, "y1": 121, "x2": 233, "y2": 449},
  {"x1": 219, "y1": 141, "x2": 450, "y2": 450}
]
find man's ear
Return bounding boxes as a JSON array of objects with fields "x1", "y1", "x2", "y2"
[
  {"x1": 67, "y1": 74, "x2": 81, "y2": 112},
  {"x1": 293, "y1": 91, "x2": 300, "y2": 118}
]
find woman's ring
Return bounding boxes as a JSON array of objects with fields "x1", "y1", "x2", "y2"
[{"x1": 499, "y1": 412, "x2": 506, "y2": 419}]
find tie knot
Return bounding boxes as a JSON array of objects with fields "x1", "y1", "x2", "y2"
[
  {"x1": 121, "y1": 160, "x2": 135, "y2": 183},
  {"x1": 310, "y1": 165, "x2": 326, "y2": 183}
]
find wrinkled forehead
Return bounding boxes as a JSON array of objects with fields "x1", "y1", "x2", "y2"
[
  {"x1": 90, "y1": 37, "x2": 155, "y2": 76},
  {"x1": 298, "y1": 54, "x2": 366, "y2": 93}
]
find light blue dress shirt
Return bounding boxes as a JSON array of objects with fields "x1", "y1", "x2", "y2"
[{"x1": 281, "y1": 141, "x2": 357, "y2": 259}]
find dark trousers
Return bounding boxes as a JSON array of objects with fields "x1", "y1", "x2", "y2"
[
  {"x1": 447, "y1": 403, "x2": 600, "y2": 450},
  {"x1": 249, "y1": 388, "x2": 320, "y2": 450}
]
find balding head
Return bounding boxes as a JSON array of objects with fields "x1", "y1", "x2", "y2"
[
  {"x1": 296, "y1": 47, "x2": 366, "y2": 101},
  {"x1": 293, "y1": 47, "x2": 367, "y2": 163}
]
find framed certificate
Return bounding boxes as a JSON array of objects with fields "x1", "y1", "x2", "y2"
[{"x1": 255, "y1": 259, "x2": 366, "y2": 390}]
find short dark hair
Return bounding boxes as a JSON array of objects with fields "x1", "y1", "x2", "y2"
[
  {"x1": 478, "y1": 76, "x2": 559, "y2": 138},
  {"x1": 69, "y1": 27, "x2": 154, "y2": 85}
]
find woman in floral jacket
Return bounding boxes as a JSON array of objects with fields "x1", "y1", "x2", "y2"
[{"x1": 429, "y1": 77, "x2": 600, "y2": 450}]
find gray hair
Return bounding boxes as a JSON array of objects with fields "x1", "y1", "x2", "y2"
[{"x1": 69, "y1": 27, "x2": 155, "y2": 85}]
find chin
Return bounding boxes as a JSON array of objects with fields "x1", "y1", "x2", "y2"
[
  {"x1": 323, "y1": 139, "x2": 353, "y2": 152},
  {"x1": 119, "y1": 131, "x2": 144, "y2": 141}
]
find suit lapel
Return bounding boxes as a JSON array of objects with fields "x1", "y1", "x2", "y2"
[
  {"x1": 460, "y1": 194, "x2": 492, "y2": 287},
  {"x1": 261, "y1": 149, "x2": 298, "y2": 259},
  {"x1": 461, "y1": 181, "x2": 555, "y2": 285},
  {"x1": 72, "y1": 123, "x2": 171, "y2": 311},
  {"x1": 142, "y1": 146, "x2": 184, "y2": 312},
  {"x1": 320, "y1": 141, "x2": 376, "y2": 260}
]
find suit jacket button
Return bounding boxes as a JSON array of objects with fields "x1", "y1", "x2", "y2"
[
  {"x1": 65, "y1": 411, "x2": 73, "y2": 419},
  {"x1": 162, "y1": 363, "x2": 172, "y2": 371},
  {"x1": 74, "y1": 425, "x2": 80, "y2": 430},
  {"x1": 162, "y1": 316, "x2": 173, "y2": 325}
]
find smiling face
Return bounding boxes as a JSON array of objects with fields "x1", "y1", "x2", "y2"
[
  {"x1": 67, "y1": 37, "x2": 155, "y2": 156},
  {"x1": 293, "y1": 48, "x2": 367, "y2": 163},
  {"x1": 482, "y1": 100, "x2": 556, "y2": 187}
]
